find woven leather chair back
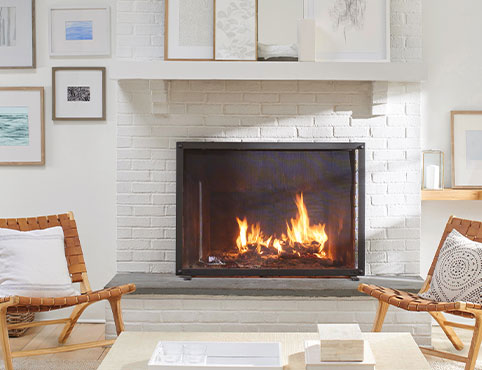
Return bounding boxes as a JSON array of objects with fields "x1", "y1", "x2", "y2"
[
  {"x1": 0, "y1": 213, "x2": 87, "y2": 283},
  {"x1": 428, "y1": 216, "x2": 482, "y2": 278}
]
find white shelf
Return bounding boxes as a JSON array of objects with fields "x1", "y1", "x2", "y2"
[{"x1": 110, "y1": 61, "x2": 427, "y2": 81}]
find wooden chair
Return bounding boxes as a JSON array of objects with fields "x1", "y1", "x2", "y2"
[
  {"x1": 359, "y1": 216, "x2": 482, "y2": 370},
  {"x1": 0, "y1": 212, "x2": 136, "y2": 370}
]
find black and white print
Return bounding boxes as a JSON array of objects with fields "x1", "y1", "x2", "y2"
[
  {"x1": 0, "y1": 7, "x2": 16, "y2": 47},
  {"x1": 420, "y1": 230, "x2": 482, "y2": 305},
  {"x1": 330, "y1": 0, "x2": 366, "y2": 44},
  {"x1": 67, "y1": 86, "x2": 91, "y2": 102}
]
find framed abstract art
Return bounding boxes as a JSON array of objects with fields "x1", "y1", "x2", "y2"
[
  {"x1": 49, "y1": 6, "x2": 110, "y2": 56},
  {"x1": 165, "y1": 0, "x2": 214, "y2": 60},
  {"x1": 451, "y1": 111, "x2": 482, "y2": 188},
  {"x1": 52, "y1": 67, "x2": 106, "y2": 121},
  {"x1": 0, "y1": 0, "x2": 35, "y2": 68},
  {"x1": 0, "y1": 87, "x2": 44, "y2": 165},
  {"x1": 304, "y1": 0, "x2": 390, "y2": 61}
]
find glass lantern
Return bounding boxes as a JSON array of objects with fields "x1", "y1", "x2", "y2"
[{"x1": 422, "y1": 150, "x2": 444, "y2": 190}]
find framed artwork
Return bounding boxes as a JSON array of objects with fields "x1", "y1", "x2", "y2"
[
  {"x1": 49, "y1": 6, "x2": 110, "y2": 56},
  {"x1": 52, "y1": 67, "x2": 106, "y2": 121},
  {"x1": 0, "y1": 87, "x2": 44, "y2": 165},
  {"x1": 304, "y1": 0, "x2": 390, "y2": 62},
  {"x1": 165, "y1": 0, "x2": 214, "y2": 60},
  {"x1": 451, "y1": 111, "x2": 482, "y2": 189},
  {"x1": 0, "y1": 0, "x2": 35, "y2": 68},
  {"x1": 214, "y1": 0, "x2": 258, "y2": 60}
]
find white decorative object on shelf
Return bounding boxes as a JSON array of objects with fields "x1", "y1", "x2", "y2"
[
  {"x1": 422, "y1": 150, "x2": 444, "y2": 190},
  {"x1": 425, "y1": 165, "x2": 440, "y2": 190},
  {"x1": 215, "y1": 0, "x2": 257, "y2": 60},
  {"x1": 317, "y1": 324, "x2": 364, "y2": 362},
  {"x1": 305, "y1": 340, "x2": 375, "y2": 370},
  {"x1": 297, "y1": 19, "x2": 316, "y2": 62},
  {"x1": 148, "y1": 341, "x2": 283, "y2": 370}
]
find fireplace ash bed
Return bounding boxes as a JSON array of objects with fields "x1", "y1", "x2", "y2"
[{"x1": 176, "y1": 142, "x2": 365, "y2": 278}]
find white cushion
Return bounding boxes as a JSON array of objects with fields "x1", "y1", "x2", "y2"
[
  {"x1": 419, "y1": 229, "x2": 482, "y2": 304},
  {"x1": 0, "y1": 226, "x2": 77, "y2": 298}
]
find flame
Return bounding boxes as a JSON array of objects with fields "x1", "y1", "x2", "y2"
[{"x1": 235, "y1": 193, "x2": 328, "y2": 259}]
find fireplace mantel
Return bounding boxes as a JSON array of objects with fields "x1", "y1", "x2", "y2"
[{"x1": 111, "y1": 61, "x2": 427, "y2": 82}]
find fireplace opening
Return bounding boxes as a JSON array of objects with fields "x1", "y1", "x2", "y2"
[{"x1": 176, "y1": 142, "x2": 365, "y2": 277}]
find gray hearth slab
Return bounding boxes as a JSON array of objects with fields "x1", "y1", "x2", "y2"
[{"x1": 106, "y1": 273, "x2": 424, "y2": 297}]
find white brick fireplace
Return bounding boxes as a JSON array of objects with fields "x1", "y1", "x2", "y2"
[{"x1": 108, "y1": 0, "x2": 430, "y2": 345}]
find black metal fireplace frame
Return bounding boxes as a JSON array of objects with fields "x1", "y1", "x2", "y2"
[{"x1": 176, "y1": 142, "x2": 365, "y2": 278}]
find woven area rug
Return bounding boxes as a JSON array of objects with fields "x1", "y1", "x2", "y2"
[
  {"x1": 0, "y1": 359, "x2": 100, "y2": 370},
  {"x1": 429, "y1": 359, "x2": 482, "y2": 370}
]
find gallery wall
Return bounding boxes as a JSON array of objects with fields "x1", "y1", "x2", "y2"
[
  {"x1": 420, "y1": 0, "x2": 482, "y2": 276},
  {"x1": 0, "y1": 0, "x2": 117, "y2": 321}
]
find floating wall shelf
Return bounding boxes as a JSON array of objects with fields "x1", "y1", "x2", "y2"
[
  {"x1": 422, "y1": 189, "x2": 482, "y2": 201},
  {"x1": 110, "y1": 61, "x2": 427, "y2": 81}
]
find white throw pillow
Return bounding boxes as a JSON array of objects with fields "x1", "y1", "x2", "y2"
[
  {"x1": 419, "y1": 229, "x2": 482, "y2": 304},
  {"x1": 0, "y1": 226, "x2": 77, "y2": 298}
]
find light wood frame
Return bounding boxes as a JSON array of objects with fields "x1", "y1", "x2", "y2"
[
  {"x1": 52, "y1": 67, "x2": 106, "y2": 121},
  {"x1": 0, "y1": 212, "x2": 133, "y2": 370},
  {"x1": 214, "y1": 0, "x2": 258, "y2": 61},
  {"x1": 164, "y1": 0, "x2": 215, "y2": 61},
  {"x1": 451, "y1": 110, "x2": 482, "y2": 189},
  {"x1": 0, "y1": 0, "x2": 36, "y2": 69},
  {"x1": 361, "y1": 216, "x2": 482, "y2": 370},
  {"x1": 0, "y1": 87, "x2": 44, "y2": 166}
]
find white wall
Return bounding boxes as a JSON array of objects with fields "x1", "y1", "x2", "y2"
[
  {"x1": 421, "y1": 0, "x2": 482, "y2": 277},
  {"x1": 0, "y1": 0, "x2": 117, "y2": 321}
]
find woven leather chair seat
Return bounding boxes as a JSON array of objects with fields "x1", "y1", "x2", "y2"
[
  {"x1": 1, "y1": 284, "x2": 136, "y2": 313},
  {"x1": 359, "y1": 283, "x2": 482, "y2": 315}
]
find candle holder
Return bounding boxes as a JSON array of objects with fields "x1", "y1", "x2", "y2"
[{"x1": 422, "y1": 150, "x2": 444, "y2": 190}]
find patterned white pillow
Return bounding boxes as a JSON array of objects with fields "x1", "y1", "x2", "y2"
[{"x1": 420, "y1": 229, "x2": 482, "y2": 304}]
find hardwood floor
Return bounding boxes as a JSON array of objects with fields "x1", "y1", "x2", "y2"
[
  {"x1": 0, "y1": 324, "x2": 109, "y2": 362},
  {"x1": 0, "y1": 324, "x2": 481, "y2": 367}
]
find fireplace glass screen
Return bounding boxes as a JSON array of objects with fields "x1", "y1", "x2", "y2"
[{"x1": 176, "y1": 142, "x2": 364, "y2": 277}]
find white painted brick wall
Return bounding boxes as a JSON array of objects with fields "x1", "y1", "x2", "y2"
[
  {"x1": 117, "y1": 80, "x2": 421, "y2": 276},
  {"x1": 116, "y1": 0, "x2": 422, "y2": 62},
  {"x1": 105, "y1": 295, "x2": 431, "y2": 346}
]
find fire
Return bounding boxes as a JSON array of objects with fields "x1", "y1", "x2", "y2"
[{"x1": 234, "y1": 193, "x2": 328, "y2": 260}]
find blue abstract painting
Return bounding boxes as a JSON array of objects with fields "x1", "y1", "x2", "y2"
[
  {"x1": 0, "y1": 107, "x2": 29, "y2": 146},
  {"x1": 65, "y1": 20, "x2": 93, "y2": 41}
]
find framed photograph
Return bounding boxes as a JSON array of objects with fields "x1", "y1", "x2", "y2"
[
  {"x1": 214, "y1": 0, "x2": 258, "y2": 61},
  {"x1": 165, "y1": 0, "x2": 214, "y2": 60},
  {"x1": 0, "y1": 87, "x2": 44, "y2": 165},
  {"x1": 451, "y1": 111, "x2": 482, "y2": 189},
  {"x1": 304, "y1": 0, "x2": 390, "y2": 62},
  {"x1": 52, "y1": 67, "x2": 106, "y2": 121},
  {"x1": 49, "y1": 6, "x2": 110, "y2": 56},
  {"x1": 0, "y1": 0, "x2": 35, "y2": 68}
]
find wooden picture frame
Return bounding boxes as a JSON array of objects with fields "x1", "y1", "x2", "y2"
[
  {"x1": 52, "y1": 67, "x2": 106, "y2": 121},
  {"x1": 164, "y1": 0, "x2": 214, "y2": 60},
  {"x1": 214, "y1": 0, "x2": 258, "y2": 61},
  {"x1": 0, "y1": 87, "x2": 44, "y2": 165},
  {"x1": 451, "y1": 111, "x2": 482, "y2": 189},
  {"x1": 0, "y1": 0, "x2": 36, "y2": 69}
]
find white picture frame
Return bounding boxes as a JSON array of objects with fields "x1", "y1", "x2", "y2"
[
  {"x1": 451, "y1": 111, "x2": 482, "y2": 189},
  {"x1": 0, "y1": 0, "x2": 35, "y2": 68},
  {"x1": 49, "y1": 6, "x2": 110, "y2": 56},
  {"x1": 52, "y1": 67, "x2": 106, "y2": 121},
  {"x1": 304, "y1": 0, "x2": 390, "y2": 62},
  {"x1": 214, "y1": 0, "x2": 258, "y2": 61},
  {"x1": 165, "y1": 0, "x2": 214, "y2": 60},
  {"x1": 0, "y1": 87, "x2": 44, "y2": 165}
]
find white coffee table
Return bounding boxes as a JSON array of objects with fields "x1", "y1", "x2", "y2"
[{"x1": 98, "y1": 331, "x2": 430, "y2": 370}]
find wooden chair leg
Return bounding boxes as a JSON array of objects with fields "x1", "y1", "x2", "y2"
[
  {"x1": 372, "y1": 300, "x2": 389, "y2": 332},
  {"x1": 108, "y1": 297, "x2": 125, "y2": 336},
  {"x1": 465, "y1": 314, "x2": 482, "y2": 370},
  {"x1": 58, "y1": 302, "x2": 92, "y2": 344},
  {"x1": 0, "y1": 307, "x2": 13, "y2": 370},
  {"x1": 430, "y1": 312, "x2": 464, "y2": 351}
]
